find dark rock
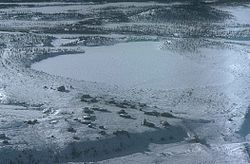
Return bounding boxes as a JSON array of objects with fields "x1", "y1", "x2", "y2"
[
  {"x1": 83, "y1": 115, "x2": 96, "y2": 121},
  {"x1": 119, "y1": 113, "x2": 133, "y2": 119},
  {"x1": 144, "y1": 110, "x2": 160, "y2": 117},
  {"x1": 73, "y1": 136, "x2": 80, "y2": 140},
  {"x1": 99, "y1": 126, "x2": 106, "y2": 130},
  {"x1": 0, "y1": 134, "x2": 8, "y2": 140},
  {"x1": 83, "y1": 107, "x2": 94, "y2": 114},
  {"x1": 67, "y1": 127, "x2": 76, "y2": 133},
  {"x1": 99, "y1": 131, "x2": 107, "y2": 135},
  {"x1": 81, "y1": 94, "x2": 92, "y2": 100},
  {"x1": 139, "y1": 103, "x2": 147, "y2": 108},
  {"x1": 161, "y1": 112, "x2": 175, "y2": 118},
  {"x1": 117, "y1": 109, "x2": 127, "y2": 114},
  {"x1": 74, "y1": 118, "x2": 91, "y2": 125},
  {"x1": 121, "y1": 100, "x2": 131, "y2": 106},
  {"x1": 107, "y1": 99, "x2": 116, "y2": 105},
  {"x1": 88, "y1": 123, "x2": 96, "y2": 129},
  {"x1": 25, "y1": 119, "x2": 39, "y2": 125},
  {"x1": 106, "y1": 99, "x2": 138, "y2": 109},
  {"x1": 161, "y1": 121, "x2": 171, "y2": 127},
  {"x1": 57, "y1": 86, "x2": 68, "y2": 92},
  {"x1": 2, "y1": 140, "x2": 9, "y2": 144},
  {"x1": 143, "y1": 119, "x2": 156, "y2": 128}
]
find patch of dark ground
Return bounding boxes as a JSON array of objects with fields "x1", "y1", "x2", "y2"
[
  {"x1": 238, "y1": 106, "x2": 250, "y2": 137},
  {"x1": 0, "y1": 126, "x2": 187, "y2": 163}
]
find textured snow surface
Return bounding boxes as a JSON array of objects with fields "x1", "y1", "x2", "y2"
[{"x1": 0, "y1": 1, "x2": 250, "y2": 163}]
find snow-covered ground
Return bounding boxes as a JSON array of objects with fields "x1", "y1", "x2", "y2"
[
  {"x1": 32, "y1": 41, "x2": 234, "y2": 90},
  {"x1": 0, "y1": 1, "x2": 250, "y2": 163}
]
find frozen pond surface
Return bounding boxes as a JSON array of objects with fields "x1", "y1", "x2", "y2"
[{"x1": 32, "y1": 42, "x2": 233, "y2": 90}]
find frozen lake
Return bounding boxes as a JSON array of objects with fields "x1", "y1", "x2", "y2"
[{"x1": 32, "y1": 42, "x2": 233, "y2": 90}]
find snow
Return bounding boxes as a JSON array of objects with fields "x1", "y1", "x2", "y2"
[
  {"x1": 32, "y1": 41, "x2": 234, "y2": 90},
  {"x1": 0, "y1": 89, "x2": 6, "y2": 103},
  {"x1": 0, "y1": 1, "x2": 250, "y2": 163},
  {"x1": 219, "y1": 5, "x2": 250, "y2": 25}
]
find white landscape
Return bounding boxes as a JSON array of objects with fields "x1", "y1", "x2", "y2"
[
  {"x1": 32, "y1": 41, "x2": 234, "y2": 90},
  {"x1": 0, "y1": 0, "x2": 250, "y2": 164}
]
